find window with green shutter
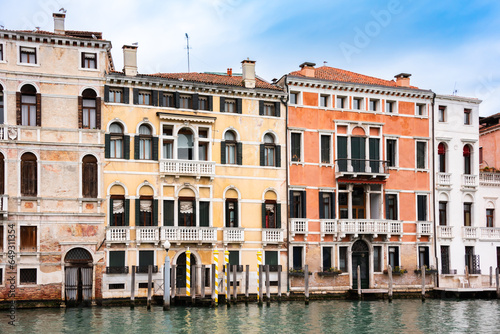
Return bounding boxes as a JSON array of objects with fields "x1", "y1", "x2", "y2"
[
  {"x1": 199, "y1": 201, "x2": 210, "y2": 227},
  {"x1": 109, "y1": 251, "x2": 125, "y2": 267},
  {"x1": 265, "y1": 251, "x2": 278, "y2": 266}
]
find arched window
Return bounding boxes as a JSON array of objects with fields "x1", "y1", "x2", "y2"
[
  {"x1": 463, "y1": 145, "x2": 472, "y2": 175},
  {"x1": 0, "y1": 85, "x2": 4, "y2": 124},
  {"x1": 137, "y1": 196, "x2": 153, "y2": 226},
  {"x1": 178, "y1": 128, "x2": 194, "y2": 160},
  {"x1": 262, "y1": 191, "x2": 281, "y2": 229},
  {"x1": 79, "y1": 89, "x2": 99, "y2": 129},
  {"x1": 260, "y1": 133, "x2": 280, "y2": 167},
  {"x1": 21, "y1": 152, "x2": 37, "y2": 196},
  {"x1": 17, "y1": 84, "x2": 39, "y2": 126},
  {"x1": 109, "y1": 185, "x2": 129, "y2": 226},
  {"x1": 109, "y1": 123, "x2": 124, "y2": 159},
  {"x1": 438, "y1": 142, "x2": 446, "y2": 173},
  {"x1": 82, "y1": 155, "x2": 97, "y2": 198},
  {"x1": 222, "y1": 130, "x2": 241, "y2": 165},
  {"x1": 137, "y1": 124, "x2": 152, "y2": 160},
  {"x1": 225, "y1": 189, "x2": 239, "y2": 227}
]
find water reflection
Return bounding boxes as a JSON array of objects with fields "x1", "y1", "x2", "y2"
[{"x1": 2, "y1": 300, "x2": 500, "y2": 333}]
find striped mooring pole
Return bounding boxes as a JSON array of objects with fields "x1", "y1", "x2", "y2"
[
  {"x1": 214, "y1": 249, "x2": 219, "y2": 304},
  {"x1": 257, "y1": 250, "x2": 262, "y2": 303},
  {"x1": 224, "y1": 250, "x2": 229, "y2": 301},
  {"x1": 186, "y1": 247, "x2": 191, "y2": 297}
]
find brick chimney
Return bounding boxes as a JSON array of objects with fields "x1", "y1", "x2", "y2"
[
  {"x1": 241, "y1": 59, "x2": 256, "y2": 88},
  {"x1": 394, "y1": 73, "x2": 411, "y2": 87},
  {"x1": 227, "y1": 68, "x2": 232, "y2": 77},
  {"x1": 53, "y1": 13, "x2": 66, "y2": 35},
  {"x1": 123, "y1": 45, "x2": 138, "y2": 76},
  {"x1": 299, "y1": 62, "x2": 316, "y2": 78}
]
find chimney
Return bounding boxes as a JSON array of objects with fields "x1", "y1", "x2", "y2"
[
  {"x1": 53, "y1": 13, "x2": 66, "y2": 35},
  {"x1": 394, "y1": 73, "x2": 411, "y2": 87},
  {"x1": 241, "y1": 59, "x2": 256, "y2": 88},
  {"x1": 123, "y1": 45, "x2": 138, "y2": 76},
  {"x1": 227, "y1": 68, "x2": 232, "y2": 77},
  {"x1": 299, "y1": 62, "x2": 316, "y2": 78}
]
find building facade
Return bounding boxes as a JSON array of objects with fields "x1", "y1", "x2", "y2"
[
  {"x1": 280, "y1": 64, "x2": 435, "y2": 292},
  {"x1": 0, "y1": 14, "x2": 111, "y2": 304}
]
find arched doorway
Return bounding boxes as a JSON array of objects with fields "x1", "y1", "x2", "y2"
[
  {"x1": 352, "y1": 240, "x2": 369, "y2": 289},
  {"x1": 175, "y1": 252, "x2": 197, "y2": 289},
  {"x1": 64, "y1": 248, "x2": 93, "y2": 306}
]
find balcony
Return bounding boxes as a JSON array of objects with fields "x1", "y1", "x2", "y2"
[
  {"x1": 262, "y1": 229, "x2": 284, "y2": 246},
  {"x1": 462, "y1": 174, "x2": 478, "y2": 189},
  {"x1": 106, "y1": 266, "x2": 129, "y2": 274},
  {"x1": 417, "y1": 221, "x2": 433, "y2": 239},
  {"x1": 159, "y1": 159, "x2": 215, "y2": 179},
  {"x1": 479, "y1": 227, "x2": 500, "y2": 241},
  {"x1": 290, "y1": 218, "x2": 308, "y2": 240},
  {"x1": 160, "y1": 226, "x2": 217, "y2": 245},
  {"x1": 320, "y1": 219, "x2": 337, "y2": 241},
  {"x1": 337, "y1": 219, "x2": 402, "y2": 240},
  {"x1": 136, "y1": 265, "x2": 159, "y2": 274},
  {"x1": 0, "y1": 195, "x2": 8, "y2": 215},
  {"x1": 136, "y1": 226, "x2": 160, "y2": 245},
  {"x1": 335, "y1": 159, "x2": 389, "y2": 179},
  {"x1": 480, "y1": 172, "x2": 500, "y2": 186},
  {"x1": 0, "y1": 125, "x2": 19, "y2": 141},
  {"x1": 436, "y1": 173, "x2": 451, "y2": 187},
  {"x1": 437, "y1": 226, "x2": 453, "y2": 239},
  {"x1": 106, "y1": 227, "x2": 131, "y2": 245},
  {"x1": 462, "y1": 226, "x2": 478, "y2": 240},
  {"x1": 223, "y1": 228, "x2": 245, "y2": 245}
]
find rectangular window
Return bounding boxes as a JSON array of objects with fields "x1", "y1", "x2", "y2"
[
  {"x1": 180, "y1": 95, "x2": 192, "y2": 109},
  {"x1": 138, "y1": 91, "x2": 151, "y2": 105},
  {"x1": 198, "y1": 142, "x2": 208, "y2": 161},
  {"x1": 263, "y1": 103, "x2": 276, "y2": 116},
  {"x1": 319, "y1": 192, "x2": 334, "y2": 219},
  {"x1": 82, "y1": 98, "x2": 96, "y2": 129},
  {"x1": 374, "y1": 246, "x2": 382, "y2": 272},
  {"x1": 20, "y1": 46, "x2": 36, "y2": 64},
  {"x1": 265, "y1": 251, "x2": 278, "y2": 266},
  {"x1": 322, "y1": 246, "x2": 332, "y2": 271},
  {"x1": 199, "y1": 96, "x2": 209, "y2": 111},
  {"x1": 225, "y1": 142, "x2": 236, "y2": 164},
  {"x1": 109, "y1": 88, "x2": 123, "y2": 103},
  {"x1": 163, "y1": 140, "x2": 173, "y2": 159},
  {"x1": 178, "y1": 198, "x2": 195, "y2": 226},
  {"x1": 138, "y1": 250, "x2": 154, "y2": 268},
  {"x1": 386, "y1": 194, "x2": 398, "y2": 220},
  {"x1": 0, "y1": 44, "x2": 3, "y2": 61},
  {"x1": 416, "y1": 103, "x2": 426, "y2": 116},
  {"x1": 416, "y1": 141, "x2": 426, "y2": 169},
  {"x1": 224, "y1": 99, "x2": 236, "y2": 113},
  {"x1": 479, "y1": 147, "x2": 483, "y2": 164},
  {"x1": 291, "y1": 133, "x2": 301, "y2": 162},
  {"x1": 81, "y1": 52, "x2": 97, "y2": 69},
  {"x1": 438, "y1": 106, "x2": 446, "y2": 122},
  {"x1": 336, "y1": 96, "x2": 346, "y2": 109},
  {"x1": 111, "y1": 197, "x2": 125, "y2": 226},
  {"x1": 441, "y1": 246, "x2": 450, "y2": 274},
  {"x1": 109, "y1": 251, "x2": 126, "y2": 267},
  {"x1": 386, "y1": 139, "x2": 397, "y2": 167},
  {"x1": 339, "y1": 246, "x2": 347, "y2": 272},
  {"x1": 419, "y1": 246, "x2": 430, "y2": 268},
  {"x1": 138, "y1": 198, "x2": 153, "y2": 226},
  {"x1": 225, "y1": 199, "x2": 238, "y2": 227},
  {"x1": 464, "y1": 203, "x2": 472, "y2": 226},
  {"x1": 339, "y1": 192, "x2": 348, "y2": 219},
  {"x1": 290, "y1": 92, "x2": 298, "y2": 105},
  {"x1": 291, "y1": 191, "x2": 305, "y2": 218},
  {"x1": 353, "y1": 97, "x2": 362, "y2": 110},
  {"x1": 487, "y1": 209, "x2": 494, "y2": 228},
  {"x1": 292, "y1": 246, "x2": 303, "y2": 270},
  {"x1": 439, "y1": 201, "x2": 447, "y2": 226},
  {"x1": 320, "y1": 95, "x2": 328, "y2": 108},
  {"x1": 388, "y1": 246, "x2": 400, "y2": 268},
  {"x1": 464, "y1": 109, "x2": 471, "y2": 125},
  {"x1": 228, "y1": 251, "x2": 240, "y2": 266},
  {"x1": 369, "y1": 99, "x2": 378, "y2": 111},
  {"x1": 386, "y1": 100, "x2": 395, "y2": 113},
  {"x1": 163, "y1": 93, "x2": 174, "y2": 107},
  {"x1": 20, "y1": 226, "x2": 37, "y2": 252},
  {"x1": 320, "y1": 135, "x2": 331, "y2": 164},
  {"x1": 417, "y1": 195, "x2": 427, "y2": 221},
  {"x1": 20, "y1": 268, "x2": 37, "y2": 284},
  {"x1": 21, "y1": 94, "x2": 37, "y2": 126},
  {"x1": 0, "y1": 226, "x2": 3, "y2": 251}
]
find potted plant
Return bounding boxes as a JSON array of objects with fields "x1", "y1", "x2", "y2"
[
  {"x1": 289, "y1": 268, "x2": 312, "y2": 276},
  {"x1": 318, "y1": 267, "x2": 343, "y2": 276},
  {"x1": 383, "y1": 266, "x2": 407, "y2": 275},
  {"x1": 414, "y1": 265, "x2": 438, "y2": 275}
]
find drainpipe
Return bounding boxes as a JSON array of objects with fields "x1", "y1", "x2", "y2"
[
  {"x1": 281, "y1": 75, "x2": 291, "y2": 294},
  {"x1": 431, "y1": 92, "x2": 439, "y2": 287}
]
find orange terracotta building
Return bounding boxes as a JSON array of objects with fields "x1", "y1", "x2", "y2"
[{"x1": 279, "y1": 63, "x2": 435, "y2": 292}]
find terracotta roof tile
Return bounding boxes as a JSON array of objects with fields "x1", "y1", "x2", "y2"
[{"x1": 289, "y1": 66, "x2": 419, "y2": 89}]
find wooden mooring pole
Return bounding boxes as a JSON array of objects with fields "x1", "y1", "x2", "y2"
[
  {"x1": 388, "y1": 265, "x2": 393, "y2": 302},
  {"x1": 147, "y1": 265, "x2": 153, "y2": 310},
  {"x1": 265, "y1": 265, "x2": 270, "y2": 306},
  {"x1": 130, "y1": 265, "x2": 136, "y2": 309},
  {"x1": 211, "y1": 263, "x2": 216, "y2": 307},
  {"x1": 226, "y1": 264, "x2": 231, "y2": 306},
  {"x1": 421, "y1": 265, "x2": 426, "y2": 302},
  {"x1": 233, "y1": 265, "x2": 237, "y2": 304},
  {"x1": 496, "y1": 267, "x2": 499, "y2": 299},
  {"x1": 191, "y1": 265, "x2": 196, "y2": 305},
  {"x1": 304, "y1": 265, "x2": 310, "y2": 305},
  {"x1": 357, "y1": 265, "x2": 361, "y2": 300},
  {"x1": 245, "y1": 265, "x2": 249, "y2": 304},
  {"x1": 490, "y1": 266, "x2": 493, "y2": 287},
  {"x1": 258, "y1": 265, "x2": 263, "y2": 306},
  {"x1": 277, "y1": 265, "x2": 282, "y2": 302},
  {"x1": 201, "y1": 265, "x2": 206, "y2": 299}
]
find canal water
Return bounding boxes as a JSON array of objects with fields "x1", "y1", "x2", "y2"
[{"x1": 2, "y1": 299, "x2": 500, "y2": 333}]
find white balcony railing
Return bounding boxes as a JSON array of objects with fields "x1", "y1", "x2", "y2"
[
  {"x1": 223, "y1": 228, "x2": 245, "y2": 244},
  {"x1": 106, "y1": 227, "x2": 130, "y2": 243},
  {"x1": 0, "y1": 195, "x2": 8, "y2": 212},
  {"x1": 480, "y1": 172, "x2": 500, "y2": 186},
  {"x1": 136, "y1": 226, "x2": 160, "y2": 244},
  {"x1": 262, "y1": 229, "x2": 284, "y2": 245},
  {"x1": 437, "y1": 172, "x2": 451, "y2": 186},
  {"x1": 320, "y1": 219, "x2": 337, "y2": 241},
  {"x1": 160, "y1": 226, "x2": 217, "y2": 244},
  {"x1": 437, "y1": 226, "x2": 453, "y2": 239},
  {"x1": 417, "y1": 221, "x2": 433, "y2": 238},
  {"x1": 479, "y1": 227, "x2": 500, "y2": 241},
  {"x1": 337, "y1": 220, "x2": 402, "y2": 239},
  {"x1": 462, "y1": 174, "x2": 478, "y2": 188},
  {"x1": 0, "y1": 125, "x2": 19, "y2": 141},
  {"x1": 290, "y1": 219, "x2": 308, "y2": 233},
  {"x1": 462, "y1": 226, "x2": 478, "y2": 239},
  {"x1": 159, "y1": 159, "x2": 215, "y2": 178}
]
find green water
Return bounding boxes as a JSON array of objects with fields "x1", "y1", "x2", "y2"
[{"x1": 2, "y1": 300, "x2": 500, "y2": 333}]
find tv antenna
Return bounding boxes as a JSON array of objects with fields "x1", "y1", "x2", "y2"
[
  {"x1": 452, "y1": 82, "x2": 458, "y2": 96},
  {"x1": 185, "y1": 33, "x2": 191, "y2": 73}
]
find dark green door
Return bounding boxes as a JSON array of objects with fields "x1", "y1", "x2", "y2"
[
  {"x1": 351, "y1": 137, "x2": 365, "y2": 172},
  {"x1": 352, "y1": 240, "x2": 369, "y2": 289}
]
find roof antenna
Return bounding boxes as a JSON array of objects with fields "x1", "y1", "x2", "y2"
[
  {"x1": 185, "y1": 33, "x2": 191, "y2": 73},
  {"x1": 453, "y1": 82, "x2": 458, "y2": 96},
  {"x1": 323, "y1": 61, "x2": 328, "y2": 66}
]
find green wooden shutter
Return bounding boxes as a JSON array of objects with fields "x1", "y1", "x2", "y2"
[
  {"x1": 262, "y1": 203, "x2": 267, "y2": 228},
  {"x1": 237, "y1": 142, "x2": 242, "y2": 165},
  {"x1": 133, "y1": 88, "x2": 139, "y2": 104},
  {"x1": 152, "y1": 199, "x2": 158, "y2": 226},
  {"x1": 276, "y1": 203, "x2": 281, "y2": 228},
  {"x1": 289, "y1": 190, "x2": 294, "y2": 218},
  {"x1": 220, "y1": 141, "x2": 226, "y2": 164},
  {"x1": 164, "y1": 200, "x2": 174, "y2": 226},
  {"x1": 351, "y1": 137, "x2": 365, "y2": 172},
  {"x1": 134, "y1": 136, "x2": 140, "y2": 160},
  {"x1": 337, "y1": 136, "x2": 348, "y2": 171},
  {"x1": 192, "y1": 200, "x2": 196, "y2": 224},
  {"x1": 207, "y1": 96, "x2": 213, "y2": 111},
  {"x1": 105, "y1": 134, "x2": 111, "y2": 158},
  {"x1": 192, "y1": 94, "x2": 199, "y2": 110},
  {"x1": 275, "y1": 145, "x2": 281, "y2": 167},
  {"x1": 158, "y1": 92, "x2": 165, "y2": 107},
  {"x1": 259, "y1": 100, "x2": 264, "y2": 115},
  {"x1": 229, "y1": 251, "x2": 240, "y2": 266},
  {"x1": 385, "y1": 194, "x2": 390, "y2": 220},
  {"x1": 275, "y1": 101, "x2": 281, "y2": 117},
  {"x1": 123, "y1": 87, "x2": 130, "y2": 104},
  {"x1": 109, "y1": 198, "x2": 113, "y2": 225},
  {"x1": 225, "y1": 201, "x2": 230, "y2": 227},
  {"x1": 139, "y1": 250, "x2": 154, "y2": 267},
  {"x1": 219, "y1": 97, "x2": 225, "y2": 112},
  {"x1": 418, "y1": 195, "x2": 426, "y2": 221},
  {"x1": 236, "y1": 98, "x2": 242, "y2": 114},
  {"x1": 104, "y1": 85, "x2": 110, "y2": 102},
  {"x1": 152, "y1": 90, "x2": 158, "y2": 106},
  {"x1": 152, "y1": 137, "x2": 159, "y2": 161},
  {"x1": 319, "y1": 192, "x2": 324, "y2": 219},
  {"x1": 135, "y1": 198, "x2": 141, "y2": 226},
  {"x1": 199, "y1": 202, "x2": 209, "y2": 227},
  {"x1": 123, "y1": 135, "x2": 130, "y2": 160},
  {"x1": 301, "y1": 191, "x2": 307, "y2": 218},
  {"x1": 174, "y1": 92, "x2": 180, "y2": 108},
  {"x1": 235, "y1": 200, "x2": 239, "y2": 227},
  {"x1": 265, "y1": 251, "x2": 278, "y2": 265},
  {"x1": 109, "y1": 251, "x2": 125, "y2": 267},
  {"x1": 124, "y1": 199, "x2": 130, "y2": 226},
  {"x1": 394, "y1": 195, "x2": 398, "y2": 220},
  {"x1": 260, "y1": 144, "x2": 265, "y2": 166},
  {"x1": 369, "y1": 138, "x2": 380, "y2": 173},
  {"x1": 332, "y1": 192, "x2": 336, "y2": 219}
]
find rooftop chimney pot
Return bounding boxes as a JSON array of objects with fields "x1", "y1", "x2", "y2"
[
  {"x1": 123, "y1": 45, "x2": 138, "y2": 77},
  {"x1": 241, "y1": 59, "x2": 256, "y2": 88},
  {"x1": 394, "y1": 73, "x2": 411, "y2": 87},
  {"x1": 227, "y1": 68, "x2": 232, "y2": 77},
  {"x1": 53, "y1": 13, "x2": 65, "y2": 35},
  {"x1": 299, "y1": 62, "x2": 316, "y2": 78}
]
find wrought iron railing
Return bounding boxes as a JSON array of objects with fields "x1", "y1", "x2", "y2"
[
  {"x1": 335, "y1": 159, "x2": 388, "y2": 175},
  {"x1": 135, "y1": 265, "x2": 159, "y2": 274},
  {"x1": 106, "y1": 266, "x2": 129, "y2": 274}
]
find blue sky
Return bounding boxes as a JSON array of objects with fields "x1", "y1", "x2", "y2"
[{"x1": 2, "y1": 0, "x2": 499, "y2": 116}]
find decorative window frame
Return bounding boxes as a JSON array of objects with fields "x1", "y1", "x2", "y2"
[{"x1": 17, "y1": 43, "x2": 40, "y2": 67}]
